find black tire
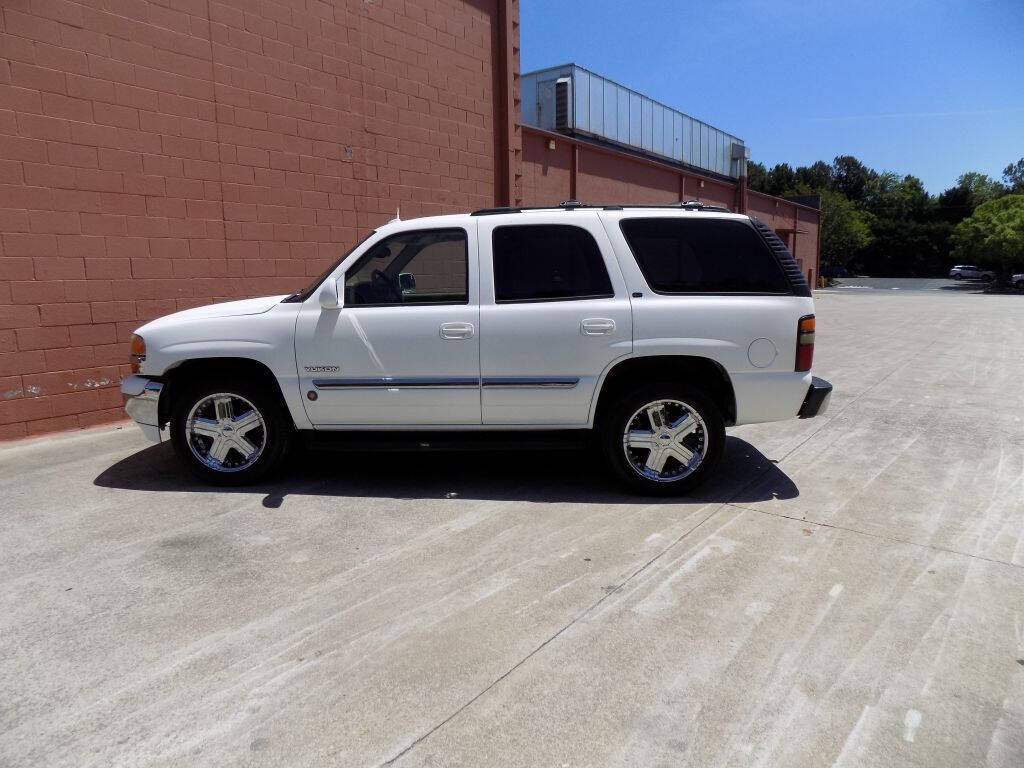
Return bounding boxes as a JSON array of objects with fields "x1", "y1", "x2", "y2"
[
  {"x1": 1015, "y1": 281, "x2": 1024, "y2": 290},
  {"x1": 600, "y1": 383, "x2": 725, "y2": 496},
  {"x1": 952, "y1": 273, "x2": 963, "y2": 280},
  {"x1": 170, "y1": 377, "x2": 291, "y2": 485}
]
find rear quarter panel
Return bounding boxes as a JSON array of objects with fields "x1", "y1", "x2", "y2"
[{"x1": 599, "y1": 211, "x2": 816, "y2": 425}]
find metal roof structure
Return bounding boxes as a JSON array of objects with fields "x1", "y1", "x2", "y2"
[{"x1": 521, "y1": 63, "x2": 748, "y2": 179}]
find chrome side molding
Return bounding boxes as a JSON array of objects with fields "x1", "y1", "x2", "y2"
[
  {"x1": 482, "y1": 378, "x2": 579, "y2": 389},
  {"x1": 311, "y1": 377, "x2": 580, "y2": 390},
  {"x1": 312, "y1": 377, "x2": 479, "y2": 389}
]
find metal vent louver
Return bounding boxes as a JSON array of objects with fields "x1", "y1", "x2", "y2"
[
  {"x1": 554, "y1": 77, "x2": 570, "y2": 131},
  {"x1": 749, "y1": 218, "x2": 812, "y2": 297}
]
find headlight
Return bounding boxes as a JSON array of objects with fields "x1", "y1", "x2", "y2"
[{"x1": 130, "y1": 334, "x2": 146, "y2": 374}]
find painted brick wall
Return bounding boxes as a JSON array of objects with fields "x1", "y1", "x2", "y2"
[
  {"x1": 747, "y1": 190, "x2": 821, "y2": 284},
  {"x1": 0, "y1": 0, "x2": 507, "y2": 439}
]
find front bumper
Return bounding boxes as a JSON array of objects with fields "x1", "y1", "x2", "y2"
[
  {"x1": 121, "y1": 375, "x2": 164, "y2": 443},
  {"x1": 798, "y1": 376, "x2": 833, "y2": 419}
]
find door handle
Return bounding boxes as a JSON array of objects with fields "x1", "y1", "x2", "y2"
[
  {"x1": 440, "y1": 322, "x2": 474, "y2": 340},
  {"x1": 581, "y1": 318, "x2": 616, "y2": 335}
]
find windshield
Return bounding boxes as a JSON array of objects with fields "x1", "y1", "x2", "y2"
[{"x1": 281, "y1": 231, "x2": 376, "y2": 303}]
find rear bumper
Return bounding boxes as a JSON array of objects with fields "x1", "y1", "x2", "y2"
[
  {"x1": 121, "y1": 375, "x2": 164, "y2": 443},
  {"x1": 798, "y1": 376, "x2": 833, "y2": 419}
]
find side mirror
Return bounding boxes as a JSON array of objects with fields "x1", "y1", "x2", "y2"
[
  {"x1": 398, "y1": 272, "x2": 416, "y2": 293},
  {"x1": 319, "y1": 278, "x2": 341, "y2": 310}
]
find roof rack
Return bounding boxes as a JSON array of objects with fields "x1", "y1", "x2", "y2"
[
  {"x1": 470, "y1": 207, "x2": 522, "y2": 216},
  {"x1": 471, "y1": 200, "x2": 733, "y2": 216}
]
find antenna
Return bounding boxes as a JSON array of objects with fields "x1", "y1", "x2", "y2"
[{"x1": 389, "y1": 206, "x2": 401, "y2": 224}]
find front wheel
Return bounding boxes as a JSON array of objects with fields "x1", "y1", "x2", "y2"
[
  {"x1": 600, "y1": 384, "x2": 725, "y2": 496},
  {"x1": 170, "y1": 379, "x2": 290, "y2": 485}
]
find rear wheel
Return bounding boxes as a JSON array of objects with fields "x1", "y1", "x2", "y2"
[
  {"x1": 170, "y1": 378, "x2": 290, "y2": 485},
  {"x1": 952, "y1": 273, "x2": 963, "y2": 280},
  {"x1": 600, "y1": 384, "x2": 725, "y2": 496}
]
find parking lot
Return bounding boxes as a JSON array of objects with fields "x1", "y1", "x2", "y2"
[{"x1": 2, "y1": 286, "x2": 1023, "y2": 768}]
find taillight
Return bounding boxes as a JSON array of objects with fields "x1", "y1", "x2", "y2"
[
  {"x1": 130, "y1": 334, "x2": 146, "y2": 374},
  {"x1": 795, "y1": 315, "x2": 815, "y2": 372}
]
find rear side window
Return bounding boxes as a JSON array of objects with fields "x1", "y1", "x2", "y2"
[
  {"x1": 620, "y1": 218, "x2": 791, "y2": 294},
  {"x1": 492, "y1": 225, "x2": 614, "y2": 303}
]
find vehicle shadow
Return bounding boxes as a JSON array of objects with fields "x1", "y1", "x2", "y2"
[
  {"x1": 938, "y1": 281, "x2": 990, "y2": 292},
  {"x1": 94, "y1": 436, "x2": 797, "y2": 508}
]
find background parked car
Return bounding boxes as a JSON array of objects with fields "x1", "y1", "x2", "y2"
[
  {"x1": 949, "y1": 265, "x2": 996, "y2": 281},
  {"x1": 1012, "y1": 273, "x2": 1024, "y2": 289}
]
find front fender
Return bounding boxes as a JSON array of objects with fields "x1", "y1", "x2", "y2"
[{"x1": 134, "y1": 304, "x2": 310, "y2": 430}]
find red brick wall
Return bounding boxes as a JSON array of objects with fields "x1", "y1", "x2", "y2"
[
  {"x1": 0, "y1": 0, "x2": 507, "y2": 439},
  {"x1": 577, "y1": 145, "x2": 680, "y2": 205},
  {"x1": 519, "y1": 129, "x2": 570, "y2": 206}
]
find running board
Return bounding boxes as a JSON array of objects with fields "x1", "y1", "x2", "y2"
[{"x1": 299, "y1": 430, "x2": 590, "y2": 453}]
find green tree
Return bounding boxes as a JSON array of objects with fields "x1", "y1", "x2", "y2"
[
  {"x1": 831, "y1": 155, "x2": 875, "y2": 202},
  {"x1": 955, "y1": 171, "x2": 1006, "y2": 205},
  {"x1": 820, "y1": 189, "x2": 873, "y2": 271},
  {"x1": 747, "y1": 160, "x2": 768, "y2": 193},
  {"x1": 937, "y1": 172, "x2": 1008, "y2": 224},
  {"x1": 765, "y1": 163, "x2": 797, "y2": 196},
  {"x1": 1003, "y1": 158, "x2": 1024, "y2": 194},
  {"x1": 795, "y1": 161, "x2": 834, "y2": 192},
  {"x1": 951, "y1": 194, "x2": 1024, "y2": 276},
  {"x1": 856, "y1": 219, "x2": 953, "y2": 276},
  {"x1": 865, "y1": 172, "x2": 929, "y2": 220}
]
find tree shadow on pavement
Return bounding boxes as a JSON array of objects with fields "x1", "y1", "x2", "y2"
[{"x1": 94, "y1": 436, "x2": 798, "y2": 508}]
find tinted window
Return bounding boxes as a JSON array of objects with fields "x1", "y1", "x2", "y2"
[
  {"x1": 344, "y1": 229, "x2": 467, "y2": 306},
  {"x1": 620, "y1": 218, "x2": 790, "y2": 294},
  {"x1": 492, "y1": 225, "x2": 613, "y2": 303}
]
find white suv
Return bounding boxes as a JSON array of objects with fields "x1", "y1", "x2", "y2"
[
  {"x1": 949, "y1": 264, "x2": 995, "y2": 281},
  {"x1": 122, "y1": 202, "x2": 832, "y2": 495}
]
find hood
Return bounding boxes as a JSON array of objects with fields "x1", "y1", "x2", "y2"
[
  {"x1": 134, "y1": 295, "x2": 288, "y2": 336},
  {"x1": 155, "y1": 295, "x2": 287, "y2": 323}
]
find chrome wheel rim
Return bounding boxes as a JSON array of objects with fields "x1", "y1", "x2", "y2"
[
  {"x1": 186, "y1": 393, "x2": 266, "y2": 473},
  {"x1": 622, "y1": 399, "x2": 707, "y2": 482}
]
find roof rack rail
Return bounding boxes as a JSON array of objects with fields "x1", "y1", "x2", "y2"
[
  {"x1": 471, "y1": 207, "x2": 522, "y2": 216},
  {"x1": 469, "y1": 201, "x2": 735, "y2": 216},
  {"x1": 471, "y1": 200, "x2": 587, "y2": 216},
  {"x1": 675, "y1": 200, "x2": 731, "y2": 212}
]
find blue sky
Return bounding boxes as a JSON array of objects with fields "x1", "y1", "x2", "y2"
[{"x1": 520, "y1": 0, "x2": 1024, "y2": 194}]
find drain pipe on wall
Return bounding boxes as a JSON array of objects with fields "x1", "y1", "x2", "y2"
[{"x1": 733, "y1": 142, "x2": 750, "y2": 214}]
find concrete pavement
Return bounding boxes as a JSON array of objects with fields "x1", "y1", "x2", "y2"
[{"x1": 1, "y1": 289, "x2": 1023, "y2": 767}]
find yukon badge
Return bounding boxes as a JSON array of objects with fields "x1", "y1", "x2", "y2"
[{"x1": 304, "y1": 364, "x2": 339, "y2": 373}]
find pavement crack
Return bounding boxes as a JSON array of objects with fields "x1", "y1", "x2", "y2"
[
  {"x1": 376, "y1": 504, "x2": 723, "y2": 766},
  {"x1": 727, "y1": 502, "x2": 1024, "y2": 571}
]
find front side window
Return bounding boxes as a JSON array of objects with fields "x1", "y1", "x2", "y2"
[
  {"x1": 344, "y1": 228, "x2": 468, "y2": 306},
  {"x1": 492, "y1": 224, "x2": 614, "y2": 303},
  {"x1": 620, "y1": 218, "x2": 791, "y2": 294}
]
